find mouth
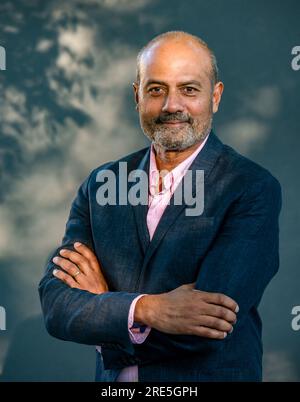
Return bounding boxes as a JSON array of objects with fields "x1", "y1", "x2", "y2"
[{"x1": 160, "y1": 121, "x2": 188, "y2": 126}]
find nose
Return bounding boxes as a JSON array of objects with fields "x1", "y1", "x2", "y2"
[{"x1": 161, "y1": 91, "x2": 184, "y2": 114}]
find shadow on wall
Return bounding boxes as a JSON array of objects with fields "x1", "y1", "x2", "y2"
[
  {"x1": 0, "y1": 315, "x2": 95, "y2": 381},
  {"x1": 0, "y1": 0, "x2": 300, "y2": 382}
]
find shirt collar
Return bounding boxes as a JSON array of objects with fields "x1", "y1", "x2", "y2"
[{"x1": 149, "y1": 133, "x2": 210, "y2": 195}]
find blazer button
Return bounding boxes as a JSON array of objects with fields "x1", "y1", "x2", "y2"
[{"x1": 121, "y1": 356, "x2": 130, "y2": 365}]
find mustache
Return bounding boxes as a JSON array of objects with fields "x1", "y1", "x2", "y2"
[{"x1": 155, "y1": 112, "x2": 193, "y2": 124}]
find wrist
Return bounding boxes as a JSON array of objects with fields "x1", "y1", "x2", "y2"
[{"x1": 134, "y1": 294, "x2": 159, "y2": 327}]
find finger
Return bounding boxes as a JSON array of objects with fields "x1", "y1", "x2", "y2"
[
  {"x1": 59, "y1": 249, "x2": 90, "y2": 275},
  {"x1": 200, "y1": 291, "x2": 239, "y2": 313},
  {"x1": 53, "y1": 268, "x2": 80, "y2": 289},
  {"x1": 73, "y1": 242, "x2": 100, "y2": 271},
  {"x1": 203, "y1": 304, "x2": 236, "y2": 323},
  {"x1": 199, "y1": 315, "x2": 233, "y2": 333},
  {"x1": 185, "y1": 282, "x2": 197, "y2": 289},
  {"x1": 53, "y1": 256, "x2": 84, "y2": 280},
  {"x1": 73, "y1": 243, "x2": 108, "y2": 285},
  {"x1": 193, "y1": 326, "x2": 228, "y2": 339}
]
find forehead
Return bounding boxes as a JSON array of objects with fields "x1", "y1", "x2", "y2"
[{"x1": 139, "y1": 39, "x2": 212, "y2": 84}]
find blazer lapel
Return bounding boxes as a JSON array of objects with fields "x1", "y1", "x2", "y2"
[
  {"x1": 130, "y1": 148, "x2": 151, "y2": 255},
  {"x1": 142, "y1": 131, "x2": 224, "y2": 266}
]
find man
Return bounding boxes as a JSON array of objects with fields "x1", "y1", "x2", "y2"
[{"x1": 39, "y1": 31, "x2": 282, "y2": 381}]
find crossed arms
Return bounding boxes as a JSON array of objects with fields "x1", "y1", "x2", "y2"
[{"x1": 39, "y1": 172, "x2": 281, "y2": 361}]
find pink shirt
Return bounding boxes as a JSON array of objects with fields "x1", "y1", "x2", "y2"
[{"x1": 114, "y1": 136, "x2": 209, "y2": 381}]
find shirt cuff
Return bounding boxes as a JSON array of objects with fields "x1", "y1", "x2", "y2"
[{"x1": 128, "y1": 294, "x2": 151, "y2": 344}]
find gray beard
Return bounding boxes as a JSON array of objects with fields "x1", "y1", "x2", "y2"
[{"x1": 141, "y1": 117, "x2": 213, "y2": 151}]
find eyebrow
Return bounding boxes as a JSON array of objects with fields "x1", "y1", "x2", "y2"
[{"x1": 145, "y1": 79, "x2": 202, "y2": 88}]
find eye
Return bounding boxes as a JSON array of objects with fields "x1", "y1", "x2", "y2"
[
  {"x1": 182, "y1": 87, "x2": 198, "y2": 95},
  {"x1": 148, "y1": 87, "x2": 163, "y2": 96}
]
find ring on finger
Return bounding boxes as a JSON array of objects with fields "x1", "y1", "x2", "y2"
[{"x1": 73, "y1": 269, "x2": 81, "y2": 278}]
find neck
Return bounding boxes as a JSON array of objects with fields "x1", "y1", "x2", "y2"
[{"x1": 153, "y1": 140, "x2": 204, "y2": 171}]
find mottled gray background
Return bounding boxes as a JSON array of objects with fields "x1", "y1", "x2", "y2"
[{"x1": 0, "y1": 0, "x2": 299, "y2": 381}]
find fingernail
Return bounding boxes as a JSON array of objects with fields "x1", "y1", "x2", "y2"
[
  {"x1": 223, "y1": 332, "x2": 227, "y2": 338},
  {"x1": 74, "y1": 242, "x2": 82, "y2": 248},
  {"x1": 235, "y1": 305, "x2": 239, "y2": 313},
  {"x1": 229, "y1": 327, "x2": 234, "y2": 334},
  {"x1": 53, "y1": 257, "x2": 59, "y2": 263},
  {"x1": 53, "y1": 269, "x2": 58, "y2": 276},
  {"x1": 60, "y1": 249, "x2": 67, "y2": 255}
]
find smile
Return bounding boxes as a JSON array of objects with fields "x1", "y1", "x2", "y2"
[{"x1": 160, "y1": 121, "x2": 188, "y2": 126}]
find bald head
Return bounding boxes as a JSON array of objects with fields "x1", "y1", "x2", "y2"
[
  {"x1": 133, "y1": 31, "x2": 224, "y2": 152},
  {"x1": 136, "y1": 31, "x2": 219, "y2": 87}
]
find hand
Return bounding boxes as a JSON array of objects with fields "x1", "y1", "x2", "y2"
[
  {"x1": 135, "y1": 283, "x2": 238, "y2": 339},
  {"x1": 52, "y1": 242, "x2": 109, "y2": 295}
]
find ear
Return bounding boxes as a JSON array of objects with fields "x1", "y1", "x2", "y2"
[
  {"x1": 212, "y1": 81, "x2": 224, "y2": 113},
  {"x1": 132, "y1": 82, "x2": 139, "y2": 110}
]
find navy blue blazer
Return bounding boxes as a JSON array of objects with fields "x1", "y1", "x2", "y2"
[{"x1": 39, "y1": 131, "x2": 282, "y2": 381}]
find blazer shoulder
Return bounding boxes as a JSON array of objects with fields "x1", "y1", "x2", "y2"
[
  {"x1": 220, "y1": 143, "x2": 281, "y2": 191},
  {"x1": 85, "y1": 146, "x2": 149, "y2": 183}
]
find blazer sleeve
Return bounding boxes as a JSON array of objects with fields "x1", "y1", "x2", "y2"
[
  {"x1": 134, "y1": 174, "x2": 282, "y2": 363},
  {"x1": 38, "y1": 172, "x2": 141, "y2": 356}
]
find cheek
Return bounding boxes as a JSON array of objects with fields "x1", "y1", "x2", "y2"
[
  {"x1": 140, "y1": 98, "x2": 163, "y2": 117},
  {"x1": 187, "y1": 97, "x2": 213, "y2": 118}
]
